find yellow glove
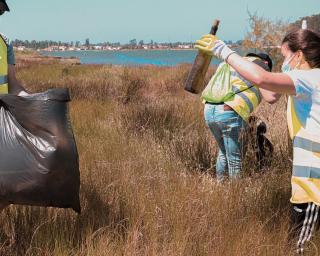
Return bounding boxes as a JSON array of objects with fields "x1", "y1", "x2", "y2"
[
  {"x1": 195, "y1": 34, "x2": 236, "y2": 61},
  {"x1": 194, "y1": 34, "x2": 218, "y2": 56}
]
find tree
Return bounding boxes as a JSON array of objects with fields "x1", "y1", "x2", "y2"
[
  {"x1": 242, "y1": 12, "x2": 289, "y2": 71},
  {"x1": 129, "y1": 39, "x2": 137, "y2": 47},
  {"x1": 85, "y1": 38, "x2": 90, "y2": 48},
  {"x1": 31, "y1": 40, "x2": 37, "y2": 48}
]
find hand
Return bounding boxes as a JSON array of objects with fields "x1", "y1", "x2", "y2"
[
  {"x1": 194, "y1": 34, "x2": 218, "y2": 56},
  {"x1": 195, "y1": 35, "x2": 235, "y2": 61}
]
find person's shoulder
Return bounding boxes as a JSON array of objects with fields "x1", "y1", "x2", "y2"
[
  {"x1": 298, "y1": 69, "x2": 320, "y2": 83},
  {"x1": 289, "y1": 68, "x2": 320, "y2": 75},
  {"x1": 306, "y1": 69, "x2": 320, "y2": 88},
  {"x1": 288, "y1": 69, "x2": 320, "y2": 92},
  {"x1": 307, "y1": 68, "x2": 320, "y2": 76},
  {"x1": 287, "y1": 68, "x2": 320, "y2": 80}
]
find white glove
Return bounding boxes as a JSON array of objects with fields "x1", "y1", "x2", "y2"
[{"x1": 212, "y1": 40, "x2": 235, "y2": 61}]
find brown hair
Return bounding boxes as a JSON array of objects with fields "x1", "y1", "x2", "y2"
[{"x1": 282, "y1": 29, "x2": 320, "y2": 68}]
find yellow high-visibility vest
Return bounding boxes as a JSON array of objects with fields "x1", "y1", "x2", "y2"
[
  {"x1": 224, "y1": 59, "x2": 261, "y2": 122},
  {"x1": 0, "y1": 34, "x2": 9, "y2": 94},
  {"x1": 288, "y1": 95, "x2": 320, "y2": 205},
  {"x1": 202, "y1": 57, "x2": 262, "y2": 122}
]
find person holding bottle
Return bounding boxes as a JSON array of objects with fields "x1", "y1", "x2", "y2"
[{"x1": 195, "y1": 25, "x2": 320, "y2": 254}]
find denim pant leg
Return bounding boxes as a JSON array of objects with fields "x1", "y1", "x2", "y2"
[
  {"x1": 204, "y1": 104, "x2": 227, "y2": 180},
  {"x1": 204, "y1": 104, "x2": 246, "y2": 180},
  {"x1": 209, "y1": 123, "x2": 228, "y2": 180},
  {"x1": 222, "y1": 115, "x2": 247, "y2": 179}
]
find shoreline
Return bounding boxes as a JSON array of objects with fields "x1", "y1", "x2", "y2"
[
  {"x1": 40, "y1": 48, "x2": 197, "y2": 53},
  {"x1": 16, "y1": 51, "x2": 81, "y2": 65},
  {"x1": 33, "y1": 49, "x2": 221, "y2": 67}
]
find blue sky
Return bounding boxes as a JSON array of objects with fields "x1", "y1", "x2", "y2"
[{"x1": 1, "y1": 0, "x2": 319, "y2": 44}]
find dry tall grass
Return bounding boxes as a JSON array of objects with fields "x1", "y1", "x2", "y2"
[{"x1": 0, "y1": 59, "x2": 318, "y2": 256}]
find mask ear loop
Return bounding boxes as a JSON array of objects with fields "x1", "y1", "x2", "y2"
[
  {"x1": 293, "y1": 52, "x2": 303, "y2": 70},
  {"x1": 283, "y1": 53, "x2": 296, "y2": 66},
  {"x1": 293, "y1": 61, "x2": 301, "y2": 70}
]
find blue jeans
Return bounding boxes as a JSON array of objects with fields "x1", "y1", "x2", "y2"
[{"x1": 204, "y1": 104, "x2": 247, "y2": 181}]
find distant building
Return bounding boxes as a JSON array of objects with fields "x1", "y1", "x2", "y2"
[
  {"x1": 177, "y1": 44, "x2": 192, "y2": 49},
  {"x1": 58, "y1": 46, "x2": 67, "y2": 51},
  {"x1": 16, "y1": 46, "x2": 26, "y2": 51},
  {"x1": 93, "y1": 45, "x2": 103, "y2": 50}
]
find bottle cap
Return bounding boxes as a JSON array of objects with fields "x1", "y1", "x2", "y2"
[{"x1": 302, "y1": 20, "x2": 307, "y2": 30}]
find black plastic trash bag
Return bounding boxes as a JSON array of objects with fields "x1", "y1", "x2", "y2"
[{"x1": 0, "y1": 88, "x2": 80, "y2": 213}]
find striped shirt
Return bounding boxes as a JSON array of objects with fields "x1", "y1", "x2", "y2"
[{"x1": 287, "y1": 69, "x2": 320, "y2": 205}]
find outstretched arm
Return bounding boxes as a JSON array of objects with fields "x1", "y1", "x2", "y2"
[
  {"x1": 227, "y1": 53, "x2": 296, "y2": 95},
  {"x1": 194, "y1": 36, "x2": 296, "y2": 95}
]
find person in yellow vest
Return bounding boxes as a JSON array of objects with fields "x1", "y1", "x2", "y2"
[
  {"x1": 202, "y1": 52, "x2": 279, "y2": 181},
  {"x1": 0, "y1": 0, "x2": 26, "y2": 96},
  {"x1": 0, "y1": 0, "x2": 27, "y2": 211},
  {"x1": 195, "y1": 27, "x2": 320, "y2": 254}
]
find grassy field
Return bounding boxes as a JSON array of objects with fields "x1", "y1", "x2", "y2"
[{"x1": 0, "y1": 56, "x2": 318, "y2": 255}]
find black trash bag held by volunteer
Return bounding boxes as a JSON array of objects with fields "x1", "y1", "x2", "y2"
[{"x1": 0, "y1": 88, "x2": 80, "y2": 213}]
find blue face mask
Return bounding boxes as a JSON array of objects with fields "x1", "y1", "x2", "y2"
[
  {"x1": 281, "y1": 62, "x2": 291, "y2": 73},
  {"x1": 281, "y1": 54, "x2": 296, "y2": 73}
]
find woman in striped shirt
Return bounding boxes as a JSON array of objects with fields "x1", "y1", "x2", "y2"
[{"x1": 195, "y1": 28, "x2": 320, "y2": 254}]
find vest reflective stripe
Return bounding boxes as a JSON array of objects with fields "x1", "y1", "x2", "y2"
[
  {"x1": 293, "y1": 166, "x2": 320, "y2": 179},
  {"x1": 291, "y1": 132, "x2": 320, "y2": 203},
  {"x1": 294, "y1": 137, "x2": 320, "y2": 152},
  {"x1": 232, "y1": 85, "x2": 262, "y2": 104},
  {"x1": 232, "y1": 87, "x2": 254, "y2": 112},
  {"x1": 228, "y1": 66, "x2": 262, "y2": 121},
  {"x1": 228, "y1": 80, "x2": 261, "y2": 121},
  {"x1": 248, "y1": 86, "x2": 262, "y2": 103},
  {"x1": 231, "y1": 82, "x2": 260, "y2": 98},
  {"x1": 0, "y1": 75, "x2": 8, "y2": 85}
]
